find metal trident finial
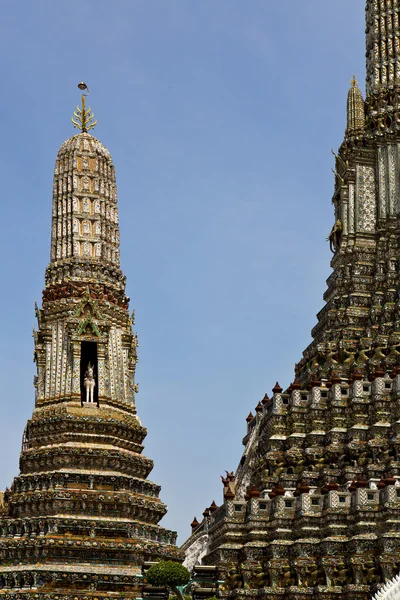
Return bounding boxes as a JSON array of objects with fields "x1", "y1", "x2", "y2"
[{"x1": 71, "y1": 82, "x2": 97, "y2": 133}]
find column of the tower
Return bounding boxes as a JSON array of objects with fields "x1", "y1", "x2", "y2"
[{"x1": 366, "y1": 0, "x2": 400, "y2": 94}]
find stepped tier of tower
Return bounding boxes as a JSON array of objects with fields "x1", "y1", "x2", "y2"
[
  {"x1": 0, "y1": 401, "x2": 180, "y2": 597},
  {"x1": 0, "y1": 104, "x2": 182, "y2": 598},
  {"x1": 182, "y1": 1, "x2": 400, "y2": 598},
  {"x1": 183, "y1": 373, "x2": 400, "y2": 600}
]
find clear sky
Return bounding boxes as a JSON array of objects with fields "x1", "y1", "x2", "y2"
[{"x1": 0, "y1": 0, "x2": 365, "y2": 542}]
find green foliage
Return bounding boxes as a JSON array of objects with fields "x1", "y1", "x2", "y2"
[
  {"x1": 146, "y1": 561, "x2": 190, "y2": 588},
  {"x1": 169, "y1": 595, "x2": 191, "y2": 600}
]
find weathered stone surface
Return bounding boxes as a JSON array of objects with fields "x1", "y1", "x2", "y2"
[
  {"x1": 0, "y1": 105, "x2": 182, "y2": 597},
  {"x1": 182, "y1": 2, "x2": 400, "y2": 598}
]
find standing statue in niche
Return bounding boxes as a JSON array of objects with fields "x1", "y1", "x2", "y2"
[
  {"x1": 327, "y1": 219, "x2": 343, "y2": 252},
  {"x1": 84, "y1": 363, "x2": 96, "y2": 403}
]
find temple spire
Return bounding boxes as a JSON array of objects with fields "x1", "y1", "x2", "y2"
[
  {"x1": 366, "y1": 0, "x2": 400, "y2": 93},
  {"x1": 346, "y1": 75, "x2": 365, "y2": 135},
  {"x1": 0, "y1": 84, "x2": 182, "y2": 595}
]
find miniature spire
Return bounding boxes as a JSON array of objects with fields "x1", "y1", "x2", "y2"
[
  {"x1": 272, "y1": 382, "x2": 283, "y2": 394},
  {"x1": 246, "y1": 485, "x2": 261, "y2": 498},
  {"x1": 209, "y1": 500, "x2": 218, "y2": 512},
  {"x1": 346, "y1": 76, "x2": 365, "y2": 135},
  {"x1": 71, "y1": 82, "x2": 97, "y2": 133},
  {"x1": 246, "y1": 412, "x2": 254, "y2": 423},
  {"x1": 224, "y1": 488, "x2": 235, "y2": 500},
  {"x1": 261, "y1": 393, "x2": 270, "y2": 405}
]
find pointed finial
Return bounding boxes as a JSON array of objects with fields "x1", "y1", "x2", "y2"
[
  {"x1": 346, "y1": 75, "x2": 365, "y2": 135},
  {"x1": 71, "y1": 82, "x2": 97, "y2": 133},
  {"x1": 262, "y1": 393, "x2": 270, "y2": 405}
]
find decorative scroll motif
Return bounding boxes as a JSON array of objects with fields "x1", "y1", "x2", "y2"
[
  {"x1": 388, "y1": 144, "x2": 398, "y2": 215},
  {"x1": 108, "y1": 327, "x2": 128, "y2": 402},
  {"x1": 378, "y1": 146, "x2": 388, "y2": 217},
  {"x1": 43, "y1": 281, "x2": 128, "y2": 307},
  {"x1": 348, "y1": 182, "x2": 355, "y2": 233},
  {"x1": 43, "y1": 323, "x2": 72, "y2": 402},
  {"x1": 357, "y1": 165, "x2": 376, "y2": 232}
]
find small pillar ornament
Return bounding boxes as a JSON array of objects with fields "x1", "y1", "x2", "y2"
[{"x1": 346, "y1": 75, "x2": 365, "y2": 135}]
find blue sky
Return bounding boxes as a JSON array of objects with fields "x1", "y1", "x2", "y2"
[{"x1": 0, "y1": 1, "x2": 365, "y2": 542}]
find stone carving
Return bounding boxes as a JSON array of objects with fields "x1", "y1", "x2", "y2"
[
  {"x1": 83, "y1": 362, "x2": 96, "y2": 403},
  {"x1": 327, "y1": 219, "x2": 343, "y2": 252},
  {"x1": 182, "y1": 3, "x2": 400, "y2": 598},
  {"x1": 51, "y1": 134, "x2": 121, "y2": 267},
  {"x1": 357, "y1": 164, "x2": 376, "y2": 232},
  {"x1": 0, "y1": 99, "x2": 182, "y2": 596}
]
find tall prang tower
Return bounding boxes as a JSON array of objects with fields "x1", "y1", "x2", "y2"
[
  {"x1": 0, "y1": 86, "x2": 182, "y2": 598},
  {"x1": 182, "y1": 2, "x2": 400, "y2": 599}
]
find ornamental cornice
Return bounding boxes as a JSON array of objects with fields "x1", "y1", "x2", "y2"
[
  {"x1": 19, "y1": 448, "x2": 153, "y2": 480},
  {"x1": 0, "y1": 536, "x2": 174, "y2": 553},
  {"x1": 0, "y1": 515, "x2": 177, "y2": 543},
  {"x1": 8, "y1": 488, "x2": 166, "y2": 512},
  {"x1": 29, "y1": 403, "x2": 141, "y2": 426},
  {"x1": 20, "y1": 441, "x2": 151, "y2": 461},
  {"x1": 13, "y1": 471, "x2": 159, "y2": 494},
  {"x1": 23, "y1": 430, "x2": 144, "y2": 453}
]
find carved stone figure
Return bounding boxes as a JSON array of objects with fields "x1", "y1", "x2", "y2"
[
  {"x1": 83, "y1": 362, "x2": 96, "y2": 403},
  {"x1": 327, "y1": 219, "x2": 343, "y2": 252}
]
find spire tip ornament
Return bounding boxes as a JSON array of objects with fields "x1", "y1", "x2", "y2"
[{"x1": 71, "y1": 82, "x2": 97, "y2": 133}]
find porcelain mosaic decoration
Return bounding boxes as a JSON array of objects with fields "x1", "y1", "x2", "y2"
[
  {"x1": 0, "y1": 88, "x2": 182, "y2": 599},
  {"x1": 183, "y1": 2, "x2": 400, "y2": 598}
]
